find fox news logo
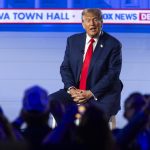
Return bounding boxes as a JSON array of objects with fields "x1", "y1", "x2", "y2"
[{"x1": 139, "y1": 13, "x2": 150, "y2": 21}]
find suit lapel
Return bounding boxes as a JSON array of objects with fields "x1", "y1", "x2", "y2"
[{"x1": 88, "y1": 32, "x2": 105, "y2": 76}]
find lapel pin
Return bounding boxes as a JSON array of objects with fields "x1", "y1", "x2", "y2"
[{"x1": 100, "y1": 44, "x2": 103, "y2": 48}]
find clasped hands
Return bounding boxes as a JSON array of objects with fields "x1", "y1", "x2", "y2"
[{"x1": 69, "y1": 88, "x2": 93, "y2": 104}]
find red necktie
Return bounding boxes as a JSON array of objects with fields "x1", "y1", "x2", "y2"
[{"x1": 79, "y1": 38, "x2": 95, "y2": 90}]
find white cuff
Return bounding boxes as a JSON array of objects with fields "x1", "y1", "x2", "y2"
[{"x1": 67, "y1": 86, "x2": 76, "y2": 94}]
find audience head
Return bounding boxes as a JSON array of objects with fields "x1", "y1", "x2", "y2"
[
  {"x1": 75, "y1": 101, "x2": 115, "y2": 149},
  {"x1": 0, "y1": 106, "x2": 3, "y2": 115},
  {"x1": 124, "y1": 92, "x2": 145, "y2": 121},
  {"x1": 22, "y1": 85, "x2": 49, "y2": 113},
  {"x1": 0, "y1": 108, "x2": 16, "y2": 141},
  {"x1": 22, "y1": 85, "x2": 50, "y2": 125}
]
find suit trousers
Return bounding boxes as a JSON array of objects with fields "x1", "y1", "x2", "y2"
[{"x1": 48, "y1": 89, "x2": 120, "y2": 124}]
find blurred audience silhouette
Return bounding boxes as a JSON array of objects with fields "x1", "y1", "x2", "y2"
[
  {"x1": 12, "y1": 85, "x2": 52, "y2": 150},
  {"x1": 1, "y1": 86, "x2": 150, "y2": 150},
  {"x1": 113, "y1": 92, "x2": 150, "y2": 150}
]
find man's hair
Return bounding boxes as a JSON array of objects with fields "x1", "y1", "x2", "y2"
[{"x1": 81, "y1": 8, "x2": 103, "y2": 22}]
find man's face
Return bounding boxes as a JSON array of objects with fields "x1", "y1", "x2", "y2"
[{"x1": 82, "y1": 12, "x2": 102, "y2": 38}]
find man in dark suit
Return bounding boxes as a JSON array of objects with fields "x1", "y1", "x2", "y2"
[{"x1": 49, "y1": 8, "x2": 123, "y2": 124}]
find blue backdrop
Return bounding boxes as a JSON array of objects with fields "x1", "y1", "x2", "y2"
[{"x1": 0, "y1": 0, "x2": 150, "y2": 33}]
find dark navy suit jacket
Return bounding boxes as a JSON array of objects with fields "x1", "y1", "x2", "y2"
[{"x1": 60, "y1": 31, "x2": 123, "y2": 115}]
